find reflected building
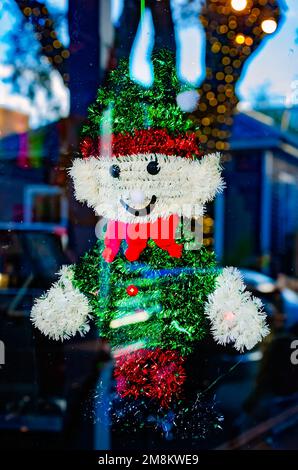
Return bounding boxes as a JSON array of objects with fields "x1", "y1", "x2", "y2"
[{"x1": 217, "y1": 110, "x2": 298, "y2": 277}]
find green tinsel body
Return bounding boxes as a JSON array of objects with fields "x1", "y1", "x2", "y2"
[{"x1": 72, "y1": 239, "x2": 218, "y2": 355}]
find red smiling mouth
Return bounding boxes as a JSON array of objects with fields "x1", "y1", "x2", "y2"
[{"x1": 120, "y1": 195, "x2": 157, "y2": 216}]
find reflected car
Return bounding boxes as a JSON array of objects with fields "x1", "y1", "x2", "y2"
[
  {"x1": 0, "y1": 230, "x2": 71, "y2": 432},
  {"x1": 241, "y1": 269, "x2": 298, "y2": 330}
]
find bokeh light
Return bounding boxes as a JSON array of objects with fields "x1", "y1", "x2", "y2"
[
  {"x1": 231, "y1": 0, "x2": 247, "y2": 12},
  {"x1": 261, "y1": 19, "x2": 277, "y2": 34},
  {"x1": 235, "y1": 34, "x2": 245, "y2": 44}
]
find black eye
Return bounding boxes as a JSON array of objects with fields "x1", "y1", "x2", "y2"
[
  {"x1": 109, "y1": 164, "x2": 120, "y2": 178},
  {"x1": 147, "y1": 159, "x2": 160, "y2": 175}
]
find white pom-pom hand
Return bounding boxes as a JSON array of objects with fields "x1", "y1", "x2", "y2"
[
  {"x1": 205, "y1": 267, "x2": 269, "y2": 351},
  {"x1": 31, "y1": 266, "x2": 92, "y2": 341}
]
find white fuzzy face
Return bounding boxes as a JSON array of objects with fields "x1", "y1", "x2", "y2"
[{"x1": 69, "y1": 153, "x2": 223, "y2": 223}]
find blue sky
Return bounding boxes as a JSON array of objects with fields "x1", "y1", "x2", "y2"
[
  {"x1": 238, "y1": 0, "x2": 298, "y2": 107},
  {"x1": 0, "y1": 0, "x2": 297, "y2": 127}
]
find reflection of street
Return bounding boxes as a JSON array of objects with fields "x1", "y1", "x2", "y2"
[
  {"x1": 212, "y1": 281, "x2": 298, "y2": 449},
  {"x1": 1, "y1": 274, "x2": 298, "y2": 449},
  {"x1": 63, "y1": 339, "x2": 112, "y2": 450},
  {"x1": 0, "y1": 230, "x2": 69, "y2": 447}
]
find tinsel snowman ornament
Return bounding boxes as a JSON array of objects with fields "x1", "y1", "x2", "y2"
[{"x1": 31, "y1": 51, "x2": 268, "y2": 409}]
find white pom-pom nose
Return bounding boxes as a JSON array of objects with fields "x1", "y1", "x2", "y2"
[{"x1": 130, "y1": 189, "x2": 145, "y2": 205}]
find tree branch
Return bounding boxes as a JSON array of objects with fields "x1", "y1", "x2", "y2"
[{"x1": 14, "y1": 0, "x2": 69, "y2": 85}]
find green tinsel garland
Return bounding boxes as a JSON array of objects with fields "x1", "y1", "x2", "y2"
[
  {"x1": 72, "y1": 239, "x2": 218, "y2": 355},
  {"x1": 82, "y1": 50, "x2": 198, "y2": 139}
]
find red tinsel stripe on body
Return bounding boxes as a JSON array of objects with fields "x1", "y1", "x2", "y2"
[
  {"x1": 80, "y1": 129, "x2": 203, "y2": 159},
  {"x1": 114, "y1": 348, "x2": 186, "y2": 408}
]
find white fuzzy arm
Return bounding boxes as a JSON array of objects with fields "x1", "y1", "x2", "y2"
[
  {"x1": 205, "y1": 267, "x2": 269, "y2": 351},
  {"x1": 31, "y1": 266, "x2": 92, "y2": 341}
]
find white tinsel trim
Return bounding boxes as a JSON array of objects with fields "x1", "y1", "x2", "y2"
[
  {"x1": 30, "y1": 265, "x2": 92, "y2": 341},
  {"x1": 205, "y1": 267, "x2": 269, "y2": 351},
  {"x1": 69, "y1": 153, "x2": 224, "y2": 223}
]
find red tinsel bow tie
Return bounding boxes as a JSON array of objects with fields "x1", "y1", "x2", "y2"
[{"x1": 102, "y1": 215, "x2": 183, "y2": 262}]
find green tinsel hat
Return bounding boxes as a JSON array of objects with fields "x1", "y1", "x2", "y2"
[{"x1": 79, "y1": 49, "x2": 203, "y2": 160}]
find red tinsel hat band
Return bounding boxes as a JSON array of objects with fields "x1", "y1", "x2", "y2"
[{"x1": 80, "y1": 129, "x2": 203, "y2": 160}]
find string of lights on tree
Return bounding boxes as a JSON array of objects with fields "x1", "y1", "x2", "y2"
[
  {"x1": 15, "y1": 0, "x2": 69, "y2": 85},
  {"x1": 191, "y1": 0, "x2": 280, "y2": 152}
]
